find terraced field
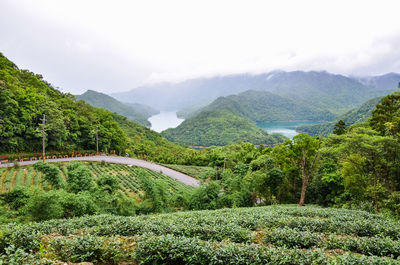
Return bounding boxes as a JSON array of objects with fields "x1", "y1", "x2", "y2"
[
  {"x1": 2, "y1": 205, "x2": 399, "y2": 264},
  {"x1": 0, "y1": 162, "x2": 193, "y2": 196},
  {"x1": 163, "y1": 164, "x2": 217, "y2": 180}
]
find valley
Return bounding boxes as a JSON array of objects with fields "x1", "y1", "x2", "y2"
[
  {"x1": 1, "y1": 45, "x2": 400, "y2": 264},
  {"x1": 2, "y1": 1, "x2": 400, "y2": 264}
]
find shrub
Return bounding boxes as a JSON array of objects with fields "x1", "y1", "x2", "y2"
[
  {"x1": 66, "y1": 164, "x2": 95, "y2": 193},
  {"x1": 24, "y1": 189, "x2": 64, "y2": 221},
  {"x1": 96, "y1": 174, "x2": 121, "y2": 194},
  {"x1": 2, "y1": 186, "x2": 31, "y2": 210}
]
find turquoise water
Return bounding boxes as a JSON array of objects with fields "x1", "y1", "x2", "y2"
[{"x1": 257, "y1": 121, "x2": 323, "y2": 139}]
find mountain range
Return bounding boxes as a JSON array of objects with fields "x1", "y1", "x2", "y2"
[
  {"x1": 351, "y1": 73, "x2": 400, "y2": 91},
  {"x1": 111, "y1": 71, "x2": 398, "y2": 116}
]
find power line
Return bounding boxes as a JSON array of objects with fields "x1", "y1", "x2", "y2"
[
  {"x1": 96, "y1": 126, "x2": 98, "y2": 155},
  {"x1": 40, "y1": 114, "x2": 46, "y2": 163}
]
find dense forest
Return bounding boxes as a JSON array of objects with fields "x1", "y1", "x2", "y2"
[
  {"x1": 162, "y1": 109, "x2": 286, "y2": 146},
  {"x1": 0, "y1": 52, "x2": 198, "y2": 163},
  {"x1": 296, "y1": 96, "x2": 383, "y2": 136}
]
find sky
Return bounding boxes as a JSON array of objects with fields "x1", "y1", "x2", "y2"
[{"x1": 1, "y1": 0, "x2": 400, "y2": 94}]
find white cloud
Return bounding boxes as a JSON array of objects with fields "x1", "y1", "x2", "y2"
[{"x1": 0, "y1": 0, "x2": 400, "y2": 93}]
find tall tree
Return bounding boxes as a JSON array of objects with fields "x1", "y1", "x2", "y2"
[
  {"x1": 286, "y1": 134, "x2": 321, "y2": 206},
  {"x1": 370, "y1": 91, "x2": 400, "y2": 138}
]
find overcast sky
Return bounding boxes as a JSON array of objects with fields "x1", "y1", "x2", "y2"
[{"x1": 1, "y1": 0, "x2": 400, "y2": 94}]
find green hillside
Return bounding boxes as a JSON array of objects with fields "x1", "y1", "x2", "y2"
[
  {"x1": 0, "y1": 52, "x2": 193, "y2": 163},
  {"x1": 296, "y1": 97, "x2": 383, "y2": 136},
  {"x1": 76, "y1": 90, "x2": 158, "y2": 127},
  {"x1": 162, "y1": 110, "x2": 286, "y2": 146},
  {"x1": 189, "y1": 90, "x2": 336, "y2": 122},
  {"x1": 0, "y1": 53, "x2": 127, "y2": 153}
]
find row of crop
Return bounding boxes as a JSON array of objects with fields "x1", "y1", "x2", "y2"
[
  {"x1": 105, "y1": 164, "x2": 142, "y2": 194},
  {"x1": 8, "y1": 206, "x2": 400, "y2": 244},
  {"x1": 143, "y1": 167, "x2": 194, "y2": 194},
  {"x1": 2, "y1": 233, "x2": 399, "y2": 265},
  {"x1": 89, "y1": 163, "x2": 194, "y2": 195},
  {"x1": 0, "y1": 167, "x2": 45, "y2": 193},
  {"x1": 163, "y1": 163, "x2": 216, "y2": 180},
  {"x1": 264, "y1": 227, "x2": 400, "y2": 258},
  {"x1": 133, "y1": 234, "x2": 399, "y2": 265}
]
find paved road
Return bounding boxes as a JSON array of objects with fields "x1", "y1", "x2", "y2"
[{"x1": 0, "y1": 156, "x2": 200, "y2": 187}]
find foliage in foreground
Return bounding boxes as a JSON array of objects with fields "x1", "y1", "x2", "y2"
[{"x1": 1, "y1": 205, "x2": 399, "y2": 264}]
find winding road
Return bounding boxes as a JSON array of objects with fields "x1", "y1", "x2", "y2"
[{"x1": 0, "y1": 156, "x2": 200, "y2": 187}]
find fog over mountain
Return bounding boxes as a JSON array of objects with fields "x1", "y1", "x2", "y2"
[
  {"x1": 1, "y1": 0, "x2": 400, "y2": 95},
  {"x1": 111, "y1": 71, "x2": 398, "y2": 113},
  {"x1": 351, "y1": 73, "x2": 400, "y2": 91}
]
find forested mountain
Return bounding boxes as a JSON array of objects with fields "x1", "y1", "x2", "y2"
[
  {"x1": 296, "y1": 97, "x2": 383, "y2": 136},
  {"x1": 112, "y1": 71, "x2": 390, "y2": 115},
  {"x1": 352, "y1": 73, "x2": 400, "y2": 90},
  {"x1": 76, "y1": 90, "x2": 158, "y2": 127},
  {"x1": 184, "y1": 90, "x2": 336, "y2": 121},
  {"x1": 0, "y1": 52, "x2": 193, "y2": 163},
  {"x1": 162, "y1": 110, "x2": 286, "y2": 146}
]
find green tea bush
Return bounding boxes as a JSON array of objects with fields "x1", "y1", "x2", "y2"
[
  {"x1": 50, "y1": 235, "x2": 128, "y2": 263},
  {"x1": 1, "y1": 205, "x2": 400, "y2": 264}
]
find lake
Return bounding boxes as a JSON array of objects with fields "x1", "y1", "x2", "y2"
[
  {"x1": 148, "y1": 111, "x2": 184, "y2": 132},
  {"x1": 257, "y1": 121, "x2": 323, "y2": 139}
]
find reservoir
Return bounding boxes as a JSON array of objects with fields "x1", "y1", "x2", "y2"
[
  {"x1": 148, "y1": 111, "x2": 184, "y2": 132},
  {"x1": 257, "y1": 121, "x2": 323, "y2": 139}
]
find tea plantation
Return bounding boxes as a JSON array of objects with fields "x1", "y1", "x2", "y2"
[
  {"x1": 1, "y1": 205, "x2": 400, "y2": 264},
  {"x1": 0, "y1": 162, "x2": 193, "y2": 196}
]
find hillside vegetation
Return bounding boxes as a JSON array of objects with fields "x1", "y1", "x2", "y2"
[
  {"x1": 187, "y1": 90, "x2": 336, "y2": 121},
  {"x1": 77, "y1": 90, "x2": 158, "y2": 127},
  {"x1": 0, "y1": 52, "x2": 198, "y2": 164},
  {"x1": 0, "y1": 53, "x2": 126, "y2": 153},
  {"x1": 2, "y1": 205, "x2": 400, "y2": 264},
  {"x1": 296, "y1": 97, "x2": 382, "y2": 136},
  {"x1": 162, "y1": 110, "x2": 286, "y2": 146}
]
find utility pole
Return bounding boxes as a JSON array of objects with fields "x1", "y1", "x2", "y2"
[
  {"x1": 40, "y1": 114, "x2": 46, "y2": 163},
  {"x1": 223, "y1": 157, "x2": 226, "y2": 173},
  {"x1": 96, "y1": 126, "x2": 99, "y2": 155}
]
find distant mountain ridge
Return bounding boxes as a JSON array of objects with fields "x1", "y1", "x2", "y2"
[
  {"x1": 351, "y1": 73, "x2": 400, "y2": 91},
  {"x1": 111, "y1": 70, "x2": 394, "y2": 116},
  {"x1": 183, "y1": 90, "x2": 336, "y2": 122},
  {"x1": 77, "y1": 90, "x2": 159, "y2": 127}
]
